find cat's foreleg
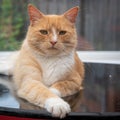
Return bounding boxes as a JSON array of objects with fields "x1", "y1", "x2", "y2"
[
  {"x1": 50, "y1": 72, "x2": 83, "y2": 97},
  {"x1": 15, "y1": 73, "x2": 71, "y2": 118}
]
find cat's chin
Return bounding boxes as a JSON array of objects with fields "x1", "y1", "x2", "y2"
[
  {"x1": 41, "y1": 46, "x2": 62, "y2": 56},
  {"x1": 48, "y1": 47, "x2": 58, "y2": 50},
  {"x1": 33, "y1": 49, "x2": 61, "y2": 57},
  {"x1": 45, "y1": 51, "x2": 63, "y2": 57},
  {"x1": 37, "y1": 50, "x2": 68, "y2": 57},
  {"x1": 31, "y1": 45, "x2": 73, "y2": 57}
]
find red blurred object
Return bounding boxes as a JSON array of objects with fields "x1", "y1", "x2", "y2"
[{"x1": 0, "y1": 115, "x2": 48, "y2": 120}]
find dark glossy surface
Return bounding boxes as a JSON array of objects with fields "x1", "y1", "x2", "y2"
[{"x1": 0, "y1": 63, "x2": 120, "y2": 113}]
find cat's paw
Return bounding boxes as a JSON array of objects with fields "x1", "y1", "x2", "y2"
[{"x1": 45, "y1": 98, "x2": 71, "y2": 118}]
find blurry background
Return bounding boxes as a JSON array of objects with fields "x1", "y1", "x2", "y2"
[{"x1": 0, "y1": 0, "x2": 120, "y2": 51}]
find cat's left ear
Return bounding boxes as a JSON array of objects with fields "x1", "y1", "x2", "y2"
[
  {"x1": 28, "y1": 4, "x2": 44, "y2": 25},
  {"x1": 64, "y1": 6, "x2": 79, "y2": 23}
]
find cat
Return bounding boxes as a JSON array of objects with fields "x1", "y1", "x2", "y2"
[{"x1": 13, "y1": 4, "x2": 84, "y2": 118}]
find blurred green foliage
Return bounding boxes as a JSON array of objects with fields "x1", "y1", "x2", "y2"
[{"x1": 0, "y1": 0, "x2": 28, "y2": 51}]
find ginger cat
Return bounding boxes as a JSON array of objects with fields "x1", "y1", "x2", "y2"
[{"x1": 13, "y1": 4, "x2": 84, "y2": 118}]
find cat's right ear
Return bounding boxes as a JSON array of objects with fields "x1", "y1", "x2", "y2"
[
  {"x1": 28, "y1": 4, "x2": 44, "y2": 26},
  {"x1": 63, "y1": 6, "x2": 79, "y2": 23}
]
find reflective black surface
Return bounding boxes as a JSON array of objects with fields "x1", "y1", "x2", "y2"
[{"x1": 0, "y1": 63, "x2": 120, "y2": 113}]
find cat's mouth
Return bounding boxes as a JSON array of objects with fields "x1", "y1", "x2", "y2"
[{"x1": 48, "y1": 46, "x2": 58, "y2": 50}]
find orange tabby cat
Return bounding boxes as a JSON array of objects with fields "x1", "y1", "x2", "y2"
[{"x1": 13, "y1": 4, "x2": 84, "y2": 118}]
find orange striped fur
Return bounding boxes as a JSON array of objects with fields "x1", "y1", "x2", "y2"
[{"x1": 13, "y1": 4, "x2": 84, "y2": 118}]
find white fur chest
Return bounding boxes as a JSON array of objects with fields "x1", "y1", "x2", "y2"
[{"x1": 36, "y1": 53, "x2": 74, "y2": 86}]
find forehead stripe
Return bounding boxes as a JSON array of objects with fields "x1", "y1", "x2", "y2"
[{"x1": 52, "y1": 27, "x2": 57, "y2": 42}]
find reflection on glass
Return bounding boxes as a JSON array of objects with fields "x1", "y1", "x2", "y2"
[{"x1": 0, "y1": 63, "x2": 119, "y2": 112}]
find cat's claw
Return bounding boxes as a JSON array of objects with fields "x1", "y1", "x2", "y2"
[{"x1": 45, "y1": 98, "x2": 71, "y2": 118}]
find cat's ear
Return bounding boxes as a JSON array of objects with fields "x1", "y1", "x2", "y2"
[
  {"x1": 28, "y1": 4, "x2": 44, "y2": 25},
  {"x1": 64, "y1": 6, "x2": 79, "y2": 23}
]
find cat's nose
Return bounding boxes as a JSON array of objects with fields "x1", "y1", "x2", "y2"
[{"x1": 50, "y1": 41, "x2": 57, "y2": 46}]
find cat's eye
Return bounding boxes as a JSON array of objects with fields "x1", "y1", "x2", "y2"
[
  {"x1": 59, "y1": 30, "x2": 67, "y2": 35},
  {"x1": 39, "y1": 30, "x2": 48, "y2": 35}
]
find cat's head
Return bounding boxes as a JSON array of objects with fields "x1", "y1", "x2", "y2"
[{"x1": 26, "y1": 4, "x2": 79, "y2": 56}]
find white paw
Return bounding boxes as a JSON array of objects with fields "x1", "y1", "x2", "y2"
[{"x1": 45, "y1": 98, "x2": 71, "y2": 118}]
